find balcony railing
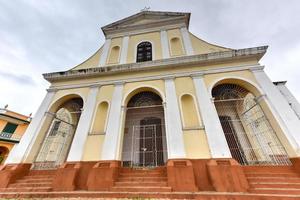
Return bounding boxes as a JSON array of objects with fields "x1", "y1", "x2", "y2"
[{"x1": 0, "y1": 132, "x2": 22, "y2": 142}]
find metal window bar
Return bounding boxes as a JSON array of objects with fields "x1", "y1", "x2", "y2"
[{"x1": 214, "y1": 97, "x2": 291, "y2": 166}]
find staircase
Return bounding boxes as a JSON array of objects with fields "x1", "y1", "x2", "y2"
[
  {"x1": 244, "y1": 166, "x2": 300, "y2": 195},
  {"x1": 0, "y1": 170, "x2": 55, "y2": 193},
  {"x1": 111, "y1": 167, "x2": 172, "y2": 192}
]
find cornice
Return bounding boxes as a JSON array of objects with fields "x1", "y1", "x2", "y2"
[
  {"x1": 43, "y1": 46, "x2": 268, "y2": 83},
  {"x1": 47, "y1": 64, "x2": 263, "y2": 91}
]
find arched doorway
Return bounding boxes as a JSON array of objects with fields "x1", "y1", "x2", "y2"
[
  {"x1": 212, "y1": 83, "x2": 291, "y2": 165},
  {"x1": 33, "y1": 97, "x2": 83, "y2": 169},
  {"x1": 121, "y1": 91, "x2": 167, "y2": 167},
  {"x1": 0, "y1": 146, "x2": 9, "y2": 165}
]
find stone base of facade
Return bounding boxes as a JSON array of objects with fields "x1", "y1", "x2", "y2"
[{"x1": 1, "y1": 158, "x2": 300, "y2": 199}]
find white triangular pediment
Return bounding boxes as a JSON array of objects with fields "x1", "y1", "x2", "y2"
[{"x1": 102, "y1": 11, "x2": 190, "y2": 36}]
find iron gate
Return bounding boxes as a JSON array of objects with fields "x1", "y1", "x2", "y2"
[
  {"x1": 214, "y1": 96, "x2": 291, "y2": 166},
  {"x1": 122, "y1": 123, "x2": 167, "y2": 168}
]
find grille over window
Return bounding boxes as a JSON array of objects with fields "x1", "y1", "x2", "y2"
[{"x1": 136, "y1": 42, "x2": 152, "y2": 62}]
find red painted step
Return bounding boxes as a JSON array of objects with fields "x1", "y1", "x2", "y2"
[{"x1": 111, "y1": 186, "x2": 172, "y2": 192}]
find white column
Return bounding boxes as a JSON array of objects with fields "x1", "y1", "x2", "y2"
[
  {"x1": 101, "y1": 83, "x2": 124, "y2": 160},
  {"x1": 98, "y1": 38, "x2": 111, "y2": 67},
  {"x1": 192, "y1": 75, "x2": 231, "y2": 158},
  {"x1": 67, "y1": 86, "x2": 99, "y2": 162},
  {"x1": 164, "y1": 78, "x2": 186, "y2": 158},
  {"x1": 160, "y1": 30, "x2": 170, "y2": 59},
  {"x1": 252, "y1": 69, "x2": 300, "y2": 154},
  {"x1": 180, "y1": 27, "x2": 194, "y2": 56},
  {"x1": 5, "y1": 90, "x2": 56, "y2": 164},
  {"x1": 120, "y1": 36, "x2": 129, "y2": 64}
]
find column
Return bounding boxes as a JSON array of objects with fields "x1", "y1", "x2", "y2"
[
  {"x1": 67, "y1": 86, "x2": 99, "y2": 162},
  {"x1": 252, "y1": 69, "x2": 300, "y2": 154},
  {"x1": 160, "y1": 30, "x2": 170, "y2": 59},
  {"x1": 180, "y1": 27, "x2": 194, "y2": 56},
  {"x1": 98, "y1": 38, "x2": 111, "y2": 67},
  {"x1": 101, "y1": 83, "x2": 124, "y2": 160},
  {"x1": 5, "y1": 90, "x2": 56, "y2": 164},
  {"x1": 164, "y1": 78, "x2": 186, "y2": 158},
  {"x1": 192, "y1": 75, "x2": 231, "y2": 158},
  {"x1": 120, "y1": 36, "x2": 129, "y2": 64}
]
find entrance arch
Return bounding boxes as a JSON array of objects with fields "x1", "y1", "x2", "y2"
[
  {"x1": 34, "y1": 96, "x2": 83, "y2": 169},
  {"x1": 0, "y1": 146, "x2": 9, "y2": 165},
  {"x1": 121, "y1": 91, "x2": 167, "y2": 167},
  {"x1": 212, "y1": 83, "x2": 291, "y2": 165}
]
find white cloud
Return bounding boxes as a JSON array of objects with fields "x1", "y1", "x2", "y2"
[{"x1": 0, "y1": 0, "x2": 299, "y2": 116}]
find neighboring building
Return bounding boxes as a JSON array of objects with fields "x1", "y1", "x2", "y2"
[
  {"x1": 0, "y1": 106, "x2": 31, "y2": 164},
  {"x1": 1, "y1": 11, "x2": 300, "y2": 199}
]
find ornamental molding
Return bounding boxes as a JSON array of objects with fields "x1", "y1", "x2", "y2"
[
  {"x1": 47, "y1": 64, "x2": 264, "y2": 91},
  {"x1": 43, "y1": 46, "x2": 268, "y2": 82}
]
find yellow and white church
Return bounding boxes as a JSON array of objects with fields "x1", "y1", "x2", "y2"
[{"x1": 1, "y1": 11, "x2": 300, "y2": 199}]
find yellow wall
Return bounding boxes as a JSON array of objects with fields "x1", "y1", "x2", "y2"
[
  {"x1": 82, "y1": 85, "x2": 114, "y2": 161},
  {"x1": 82, "y1": 135, "x2": 105, "y2": 161},
  {"x1": 190, "y1": 33, "x2": 229, "y2": 55},
  {"x1": 167, "y1": 29, "x2": 185, "y2": 56},
  {"x1": 107, "y1": 37, "x2": 122, "y2": 64},
  {"x1": 72, "y1": 47, "x2": 103, "y2": 70},
  {"x1": 183, "y1": 130, "x2": 211, "y2": 159}
]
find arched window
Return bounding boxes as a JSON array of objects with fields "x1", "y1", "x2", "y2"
[
  {"x1": 136, "y1": 42, "x2": 152, "y2": 62},
  {"x1": 91, "y1": 101, "x2": 109, "y2": 134},
  {"x1": 108, "y1": 46, "x2": 120, "y2": 64}
]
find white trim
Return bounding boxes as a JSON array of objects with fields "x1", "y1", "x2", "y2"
[
  {"x1": 49, "y1": 64, "x2": 263, "y2": 91},
  {"x1": 67, "y1": 86, "x2": 99, "y2": 162},
  {"x1": 252, "y1": 69, "x2": 300, "y2": 154},
  {"x1": 101, "y1": 83, "x2": 124, "y2": 160},
  {"x1": 48, "y1": 92, "x2": 86, "y2": 111},
  {"x1": 134, "y1": 40, "x2": 155, "y2": 62},
  {"x1": 98, "y1": 39, "x2": 111, "y2": 66},
  {"x1": 180, "y1": 27, "x2": 194, "y2": 55},
  {"x1": 5, "y1": 91, "x2": 56, "y2": 164},
  {"x1": 207, "y1": 75, "x2": 265, "y2": 98},
  {"x1": 160, "y1": 30, "x2": 170, "y2": 59},
  {"x1": 120, "y1": 36, "x2": 129, "y2": 64},
  {"x1": 164, "y1": 78, "x2": 186, "y2": 158},
  {"x1": 192, "y1": 75, "x2": 231, "y2": 158},
  {"x1": 122, "y1": 84, "x2": 166, "y2": 106}
]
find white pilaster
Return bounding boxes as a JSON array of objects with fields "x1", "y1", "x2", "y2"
[
  {"x1": 164, "y1": 78, "x2": 186, "y2": 158},
  {"x1": 120, "y1": 36, "x2": 129, "y2": 64},
  {"x1": 252, "y1": 69, "x2": 300, "y2": 154},
  {"x1": 192, "y1": 75, "x2": 231, "y2": 158},
  {"x1": 67, "y1": 86, "x2": 99, "y2": 162},
  {"x1": 99, "y1": 39, "x2": 111, "y2": 67},
  {"x1": 180, "y1": 27, "x2": 194, "y2": 56},
  {"x1": 160, "y1": 30, "x2": 170, "y2": 59},
  {"x1": 5, "y1": 90, "x2": 56, "y2": 164},
  {"x1": 101, "y1": 83, "x2": 124, "y2": 160}
]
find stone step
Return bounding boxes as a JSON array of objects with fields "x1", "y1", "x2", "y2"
[
  {"x1": 1, "y1": 186, "x2": 52, "y2": 192},
  {"x1": 250, "y1": 182, "x2": 300, "y2": 189},
  {"x1": 8, "y1": 182, "x2": 53, "y2": 188},
  {"x1": 243, "y1": 166, "x2": 295, "y2": 174},
  {"x1": 249, "y1": 188, "x2": 300, "y2": 195},
  {"x1": 114, "y1": 181, "x2": 168, "y2": 187},
  {"x1": 111, "y1": 186, "x2": 172, "y2": 192},
  {"x1": 16, "y1": 178, "x2": 53, "y2": 183},
  {"x1": 246, "y1": 172, "x2": 300, "y2": 178},
  {"x1": 247, "y1": 177, "x2": 300, "y2": 183},
  {"x1": 119, "y1": 173, "x2": 165, "y2": 178},
  {"x1": 23, "y1": 175, "x2": 54, "y2": 179},
  {"x1": 117, "y1": 177, "x2": 167, "y2": 182}
]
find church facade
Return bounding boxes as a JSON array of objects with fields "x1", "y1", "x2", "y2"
[{"x1": 1, "y1": 11, "x2": 300, "y2": 198}]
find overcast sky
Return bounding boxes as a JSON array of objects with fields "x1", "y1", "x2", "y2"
[{"x1": 1, "y1": 0, "x2": 300, "y2": 116}]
